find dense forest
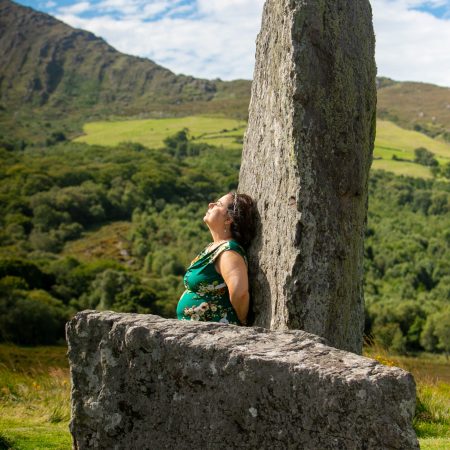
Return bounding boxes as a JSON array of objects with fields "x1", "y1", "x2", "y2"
[{"x1": 0, "y1": 131, "x2": 449, "y2": 355}]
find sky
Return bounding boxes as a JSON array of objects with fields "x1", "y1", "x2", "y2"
[{"x1": 14, "y1": 0, "x2": 450, "y2": 87}]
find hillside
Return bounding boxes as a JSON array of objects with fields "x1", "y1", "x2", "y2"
[
  {"x1": 0, "y1": 0, "x2": 250, "y2": 140},
  {"x1": 1, "y1": 0, "x2": 449, "y2": 145},
  {"x1": 377, "y1": 77, "x2": 450, "y2": 142}
]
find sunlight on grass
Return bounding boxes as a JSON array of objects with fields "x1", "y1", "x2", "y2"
[
  {"x1": 0, "y1": 344, "x2": 71, "y2": 449},
  {"x1": 61, "y1": 220, "x2": 132, "y2": 263},
  {"x1": 364, "y1": 344, "x2": 450, "y2": 449},
  {"x1": 371, "y1": 158, "x2": 434, "y2": 179},
  {"x1": 75, "y1": 116, "x2": 450, "y2": 181},
  {"x1": 74, "y1": 115, "x2": 247, "y2": 150},
  {"x1": 376, "y1": 120, "x2": 450, "y2": 159},
  {"x1": 1, "y1": 343, "x2": 448, "y2": 448}
]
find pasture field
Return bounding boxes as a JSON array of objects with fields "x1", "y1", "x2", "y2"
[
  {"x1": 375, "y1": 120, "x2": 450, "y2": 160},
  {"x1": 74, "y1": 116, "x2": 450, "y2": 180},
  {"x1": 74, "y1": 115, "x2": 247, "y2": 150},
  {"x1": 0, "y1": 343, "x2": 448, "y2": 449},
  {"x1": 371, "y1": 157, "x2": 434, "y2": 179}
]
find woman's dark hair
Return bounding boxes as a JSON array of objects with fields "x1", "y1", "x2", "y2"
[{"x1": 226, "y1": 192, "x2": 256, "y2": 249}]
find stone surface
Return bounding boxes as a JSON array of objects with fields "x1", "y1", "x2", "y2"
[
  {"x1": 67, "y1": 311, "x2": 418, "y2": 449},
  {"x1": 238, "y1": 0, "x2": 377, "y2": 354}
]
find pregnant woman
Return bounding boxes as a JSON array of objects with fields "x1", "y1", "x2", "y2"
[{"x1": 176, "y1": 192, "x2": 255, "y2": 325}]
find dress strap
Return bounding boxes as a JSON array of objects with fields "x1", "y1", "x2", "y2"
[{"x1": 210, "y1": 240, "x2": 248, "y2": 266}]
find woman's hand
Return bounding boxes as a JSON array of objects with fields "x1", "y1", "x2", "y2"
[{"x1": 215, "y1": 251, "x2": 249, "y2": 325}]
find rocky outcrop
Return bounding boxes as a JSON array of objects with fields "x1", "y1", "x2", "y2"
[
  {"x1": 238, "y1": 0, "x2": 377, "y2": 354},
  {"x1": 67, "y1": 311, "x2": 418, "y2": 449}
]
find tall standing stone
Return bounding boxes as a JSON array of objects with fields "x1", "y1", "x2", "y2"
[{"x1": 238, "y1": 0, "x2": 377, "y2": 353}]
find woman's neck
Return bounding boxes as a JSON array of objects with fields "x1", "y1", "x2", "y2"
[{"x1": 210, "y1": 230, "x2": 231, "y2": 243}]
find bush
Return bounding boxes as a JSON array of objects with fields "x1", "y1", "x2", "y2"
[
  {"x1": 0, "y1": 287, "x2": 69, "y2": 345},
  {"x1": 421, "y1": 309, "x2": 450, "y2": 356},
  {"x1": 372, "y1": 322, "x2": 407, "y2": 354},
  {"x1": 46, "y1": 131, "x2": 67, "y2": 146},
  {"x1": 0, "y1": 258, "x2": 54, "y2": 290},
  {"x1": 414, "y1": 147, "x2": 438, "y2": 167}
]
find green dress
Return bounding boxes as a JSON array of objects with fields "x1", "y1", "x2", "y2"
[{"x1": 176, "y1": 240, "x2": 247, "y2": 325}]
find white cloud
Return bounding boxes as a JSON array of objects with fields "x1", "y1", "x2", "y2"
[
  {"x1": 58, "y1": 1, "x2": 91, "y2": 15},
  {"x1": 54, "y1": 0, "x2": 265, "y2": 80},
  {"x1": 371, "y1": 0, "x2": 450, "y2": 87},
  {"x1": 52, "y1": 0, "x2": 450, "y2": 86}
]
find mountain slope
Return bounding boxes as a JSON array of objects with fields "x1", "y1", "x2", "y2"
[
  {"x1": 377, "y1": 77, "x2": 450, "y2": 142},
  {"x1": 1, "y1": 0, "x2": 449, "y2": 145},
  {"x1": 0, "y1": 0, "x2": 249, "y2": 121}
]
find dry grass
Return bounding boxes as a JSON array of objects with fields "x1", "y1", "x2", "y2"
[
  {"x1": 364, "y1": 343, "x2": 450, "y2": 448},
  {"x1": 0, "y1": 344, "x2": 71, "y2": 449},
  {"x1": 0, "y1": 343, "x2": 448, "y2": 448}
]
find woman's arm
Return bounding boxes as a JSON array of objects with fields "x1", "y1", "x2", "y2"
[{"x1": 215, "y1": 251, "x2": 249, "y2": 324}]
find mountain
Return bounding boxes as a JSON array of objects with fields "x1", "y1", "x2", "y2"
[
  {"x1": 0, "y1": 0, "x2": 250, "y2": 126},
  {"x1": 377, "y1": 77, "x2": 450, "y2": 142},
  {"x1": 0, "y1": 0, "x2": 449, "y2": 144}
]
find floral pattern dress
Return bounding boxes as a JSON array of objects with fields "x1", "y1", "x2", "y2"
[{"x1": 176, "y1": 240, "x2": 247, "y2": 325}]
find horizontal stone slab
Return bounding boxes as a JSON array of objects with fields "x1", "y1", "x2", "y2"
[{"x1": 67, "y1": 311, "x2": 418, "y2": 449}]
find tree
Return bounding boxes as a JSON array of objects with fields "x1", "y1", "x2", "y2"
[
  {"x1": 422, "y1": 309, "x2": 450, "y2": 358},
  {"x1": 420, "y1": 314, "x2": 439, "y2": 352},
  {"x1": 45, "y1": 131, "x2": 67, "y2": 146},
  {"x1": 434, "y1": 311, "x2": 450, "y2": 359},
  {"x1": 414, "y1": 147, "x2": 438, "y2": 167},
  {"x1": 442, "y1": 162, "x2": 450, "y2": 180}
]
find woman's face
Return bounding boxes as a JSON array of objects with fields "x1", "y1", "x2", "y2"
[{"x1": 203, "y1": 193, "x2": 233, "y2": 228}]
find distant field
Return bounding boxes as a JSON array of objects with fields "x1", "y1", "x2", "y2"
[
  {"x1": 372, "y1": 120, "x2": 450, "y2": 179},
  {"x1": 74, "y1": 115, "x2": 247, "y2": 150},
  {"x1": 74, "y1": 116, "x2": 450, "y2": 180},
  {"x1": 375, "y1": 120, "x2": 450, "y2": 160},
  {"x1": 371, "y1": 158, "x2": 434, "y2": 179}
]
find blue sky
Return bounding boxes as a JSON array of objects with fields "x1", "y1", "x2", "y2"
[{"x1": 14, "y1": 0, "x2": 450, "y2": 87}]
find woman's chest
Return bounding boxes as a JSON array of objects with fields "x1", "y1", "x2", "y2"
[{"x1": 184, "y1": 263, "x2": 227, "y2": 297}]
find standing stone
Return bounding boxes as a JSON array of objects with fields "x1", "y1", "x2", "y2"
[{"x1": 238, "y1": 0, "x2": 377, "y2": 354}]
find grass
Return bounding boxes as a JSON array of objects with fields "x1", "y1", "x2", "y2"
[
  {"x1": 375, "y1": 120, "x2": 450, "y2": 160},
  {"x1": 371, "y1": 120, "x2": 450, "y2": 180},
  {"x1": 0, "y1": 344, "x2": 71, "y2": 449},
  {"x1": 364, "y1": 345, "x2": 450, "y2": 449},
  {"x1": 376, "y1": 80, "x2": 450, "y2": 144},
  {"x1": 61, "y1": 220, "x2": 132, "y2": 264},
  {"x1": 0, "y1": 343, "x2": 448, "y2": 448},
  {"x1": 371, "y1": 157, "x2": 434, "y2": 179},
  {"x1": 74, "y1": 116, "x2": 450, "y2": 180},
  {"x1": 74, "y1": 115, "x2": 247, "y2": 150}
]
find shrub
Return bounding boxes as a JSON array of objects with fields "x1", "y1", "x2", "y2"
[
  {"x1": 414, "y1": 147, "x2": 438, "y2": 167},
  {"x1": 0, "y1": 289, "x2": 69, "y2": 345}
]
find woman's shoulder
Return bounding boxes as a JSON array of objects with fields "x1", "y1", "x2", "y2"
[
  {"x1": 227, "y1": 239, "x2": 246, "y2": 255},
  {"x1": 213, "y1": 240, "x2": 247, "y2": 266}
]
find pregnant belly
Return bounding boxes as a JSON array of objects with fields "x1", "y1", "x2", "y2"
[
  {"x1": 176, "y1": 289, "x2": 239, "y2": 324},
  {"x1": 177, "y1": 290, "x2": 205, "y2": 318}
]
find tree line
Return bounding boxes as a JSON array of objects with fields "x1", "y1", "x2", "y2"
[{"x1": 0, "y1": 132, "x2": 449, "y2": 355}]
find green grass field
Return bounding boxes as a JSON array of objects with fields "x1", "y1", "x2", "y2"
[
  {"x1": 74, "y1": 116, "x2": 450, "y2": 180},
  {"x1": 372, "y1": 120, "x2": 450, "y2": 179},
  {"x1": 375, "y1": 120, "x2": 450, "y2": 160},
  {"x1": 0, "y1": 345, "x2": 71, "y2": 450},
  {"x1": 74, "y1": 115, "x2": 247, "y2": 150},
  {"x1": 0, "y1": 343, "x2": 448, "y2": 449}
]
